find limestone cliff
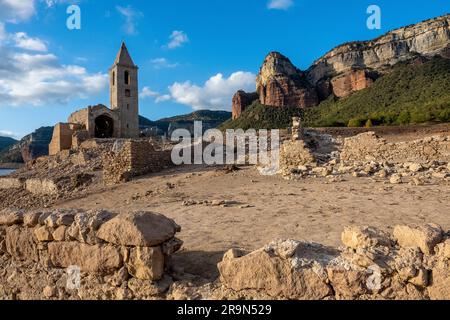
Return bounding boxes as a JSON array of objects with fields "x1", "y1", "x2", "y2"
[
  {"x1": 231, "y1": 14, "x2": 450, "y2": 119},
  {"x1": 307, "y1": 14, "x2": 450, "y2": 84}
]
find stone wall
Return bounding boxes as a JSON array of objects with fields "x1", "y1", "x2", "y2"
[
  {"x1": 49, "y1": 123, "x2": 82, "y2": 155},
  {"x1": 103, "y1": 140, "x2": 172, "y2": 185},
  {"x1": 0, "y1": 209, "x2": 182, "y2": 300},
  {"x1": 340, "y1": 132, "x2": 450, "y2": 163},
  {"x1": 218, "y1": 223, "x2": 450, "y2": 300}
]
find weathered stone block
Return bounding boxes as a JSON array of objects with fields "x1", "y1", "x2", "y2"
[{"x1": 48, "y1": 242, "x2": 122, "y2": 273}]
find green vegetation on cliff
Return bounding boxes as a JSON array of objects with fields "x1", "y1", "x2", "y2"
[
  {"x1": 0, "y1": 137, "x2": 17, "y2": 153},
  {"x1": 222, "y1": 57, "x2": 450, "y2": 129},
  {"x1": 305, "y1": 57, "x2": 450, "y2": 127},
  {"x1": 220, "y1": 101, "x2": 304, "y2": 130}
]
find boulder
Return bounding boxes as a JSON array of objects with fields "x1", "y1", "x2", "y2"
[
  {"x1": 96, "y1": 211, "x2": 180, "y2": 247},
  {"x1": 34, "y1": 225, "x2": 54, "y2": 242},
  {"x1": 67, "y1": 210, "x2": 115, "y2": 244},
  {"x1": 218, "y1": 240, "x2": 336, "y2": 300},
  {"x1": 435, "y1": 239, "x2": 450, "y2": 259},
  {"x1": 393, "y1": 224, "x2": 444, "y2": 254},
  {"x1": 5, "y1": 225, "x2": 38, "y2": 262},
  {"x1": 126, "y1": 246, "x2": 165, "y2": 281},
  {"x1": 341, "y1": 226, "x2": 393, "y2": 250},
  {"x1": 428, "y1": 259, "x2": 450, "y2": 300},
  {"x1": 48, "y1": 242, "x2": 122, "y2": 273}
]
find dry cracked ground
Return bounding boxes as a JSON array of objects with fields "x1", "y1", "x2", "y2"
[{"x1": 53, "y1": 163, "x2": 450, "y2": 281}]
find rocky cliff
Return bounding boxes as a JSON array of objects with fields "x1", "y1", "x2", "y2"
[
  {"x1": 231, "y1": 14, "x2": 450, "y2": 119},
  {"x1": 256, "y1": 52, "x2": 319, "y2": 109},
  {"x1": 0, "y1": 127, "x2": 53, "y2": 164},
  {"x1": 308, "y1": 14, "x2": 450, "y2": 85}
]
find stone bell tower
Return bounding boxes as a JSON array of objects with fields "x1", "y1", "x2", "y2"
[{"x1": 110, "y1": 42, "x2": 139, "y2": 138}]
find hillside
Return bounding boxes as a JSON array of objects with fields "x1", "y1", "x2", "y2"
[
  {"x1": 0, "y1": 137, "x2": 17, "y2": 153},
  {"x1": 0, "y1": 127, "x2": 53, "y2": 164},
  {"x1": 304, "y1": 56, "x2": 450, "y2": 127},
  {"x1": 220, "y1": 101, "x2": 303, "y2": 130},
  {"x1": 224, "y1": 57, "x2": 450, "y2": 129}
]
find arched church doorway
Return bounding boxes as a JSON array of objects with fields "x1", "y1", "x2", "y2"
[{"x1": 94, "y1": 115, "x2": 114, "y2": 138}]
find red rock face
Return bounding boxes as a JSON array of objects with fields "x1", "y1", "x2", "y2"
[
  {"x1": 256, "y1": 52, "x2": 319, "y2": 109},
  {"x1": 232, "y1": 91, "x2": 259, "y2": 120},
  {"x1": 257, "y1": 78, "x2": 318, "y2": 108},
  {"x1": 330, "y1": 70, "x2": 375, "y2": 98}
]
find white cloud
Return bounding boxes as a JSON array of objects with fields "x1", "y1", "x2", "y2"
[
  {"x1": 0, "y1": 47, "x2": 108, "y2": 107},
  {"x1": 0, "y1": 0, "x2": 35, "y2": 23},
  {"x1": 116, "y1": 5, "x2": 143, "y2": 35},
  {"x1": 267, "y1": 0, "x2": 294, "y2": 10},
  {"x1": 141, "y1": 87, "x2": 171, "y2": 103},
  {"x1": 166, "y1": 30, "x2": 189, "y2": 49},
  {"x1": 13, "y1": 32, "x2": 47, "y2": 52},
  {"x1": 150, "y1": 57, "x2": 179, "y2": 69},
  {"x1": 166, "y1": 71, "x2": 256, "y2": 111}
]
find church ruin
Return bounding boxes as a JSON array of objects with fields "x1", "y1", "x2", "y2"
[{"x1": 49, "y1": 42, "x2": 139, "y2": 155}]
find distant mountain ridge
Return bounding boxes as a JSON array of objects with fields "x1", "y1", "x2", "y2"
[
  {"x1": 0, "y1": 127, "x2": 53, "y2": 164},
  {"x1": 0, "y1": 137, "x2": 17, "y2": 153}
]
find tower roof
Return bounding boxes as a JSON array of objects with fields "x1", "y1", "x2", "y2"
[{"x1": 113, "y1": 42, "x2": 136, "y2": 67}]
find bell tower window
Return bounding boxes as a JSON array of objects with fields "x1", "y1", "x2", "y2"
[
  {"x1": 124, "y1": 70, "x2": 130, "y2": 85},
  {"x1": 112, "y1": 71, "x2": 115, "y2": 86},
  {"x1": 125, "y1": 89, "x2": 131, "y2": 97}
]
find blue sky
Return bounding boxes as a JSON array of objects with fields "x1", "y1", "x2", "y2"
[{"x1": 0, "y1": 0, "x2": 449, "y2": 139}]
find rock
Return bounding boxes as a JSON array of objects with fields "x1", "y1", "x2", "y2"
[
  {"x1": 105, "y1": 267, "x2": 129, "y2": 287},
  {"x1": 411, "y1": 177, "x2": 424, "y2": 186},
  {"x1": 435, "y1": 239, "x2": 450, "y2": 258},
  {"x1": 0, "y1": 209, "x2": 24, "y2": 226},
  {"x1": 408, "y1": 163, "x2": 423, "y2": 173},
  {"x1": 67, "y1": 210, "x2": 115, "y2": 244},
  {"x1": 231, "y1": 91, "x2": 259, "y2": 120},
  {"x1": 52, "y1": 226, "x2": 67, "y2": 241},
  {"x1": 34, "y1": 226, "x2": 54, "y2": 242},
  {"x1": 390, "y1": 174, "x2": 403, "y2": 184},
  {"x1": 256, "y1": 52, "x2": 318, "y2": 109},
  {"x1": 5, "y1": 225, "x2": 39, "y2": 262},
  {"x1": 96, "y1": 211, "x2": 179, "y2": 247},
  {"x1": 48, "y1": 242, "x2": 122, "y2": 273},
  {"x1": 126, "y1": 246, "x2": 165, "y2": 281},
  {"x1": 409, "y1": 268, "x2": 428, "y2": 287},
  {"x1": 162, "y1": 237, "x2": 183, "y2": 256},
  {"x1": 428, "y1": 259, "x2": 450, "y2": 299},
  {"x1": 326, "y1": 266, "x2": 368, "y2": 299},
  {"x1": 218, "y1": 246, "x2": 333, "y2": 300},
  {"x1": 393, "y1": 224, "x2": 443, "y2": 254},
  {"x1": 43, "y1": 285, "x2": 56, "y2": 298},
  {"x1": 23, "y1": 212, "x2": 41, "y2": 227},
  {"x1": 127, "y1": 275, "x2": 172, "y2": 298},
  {"x1": 307, "y1": 15, "x2": 450, "y2": 85},
  {"x1": 330, "y1": 69, "x2": 375, "y2": 98},
  {"x1": 341, "y1": 226, "x2": 393, "y2": 250}
]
